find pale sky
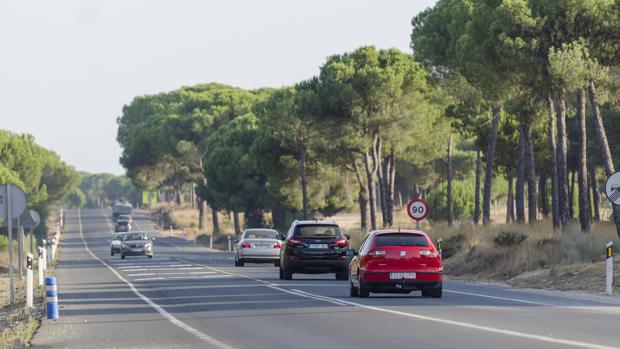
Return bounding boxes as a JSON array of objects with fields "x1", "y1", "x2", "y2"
[{"x1": 0, "y1": 0, "x2": 436, "y2": 175}]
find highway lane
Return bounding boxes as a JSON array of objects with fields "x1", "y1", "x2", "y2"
[{"x1": 32, "y1": 209, "x2": 620, "y2": 349}]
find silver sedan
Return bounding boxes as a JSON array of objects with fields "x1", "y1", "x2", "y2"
[{"x1": 234, "y1": 229, "x2": 282, "y2": 267}]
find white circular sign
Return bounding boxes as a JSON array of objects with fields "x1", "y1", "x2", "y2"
[
  {"x1": 407, "y1": 199, "x2": 429, "y2": 221},
  {"x1": 605, "y1": 171, "x2": 620, "y2": 206}
]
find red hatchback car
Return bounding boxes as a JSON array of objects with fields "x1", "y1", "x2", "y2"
[{"x1": 349, "y1": 230, "x2": 442, "y2": 298}]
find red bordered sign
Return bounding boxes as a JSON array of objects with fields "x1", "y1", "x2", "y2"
[{"x1": 407, "y1": 199, "x2": 429, "y2": 221}]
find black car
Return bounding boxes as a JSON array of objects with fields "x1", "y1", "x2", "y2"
[{"x1": 279, "y1": 220, "x2": 350, "y2": 280}]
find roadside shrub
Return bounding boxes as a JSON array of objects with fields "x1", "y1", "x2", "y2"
[
  {"x1": 426, "y1": 180, "x2": 475, "y2": 222},
  {"x1": 441, "y1": 233, "x2": 466, "y2": 259},
  {"x1": 0, "y1": 235, "x2": 7, "y2": 252},
  {"x1": 493, "y1": 231, "x2": 527, "y2": 247}
]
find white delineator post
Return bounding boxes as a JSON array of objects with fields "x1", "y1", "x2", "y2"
[
  {"x1": 51, "y1": 237, "x2": 57, "y2": 260},
  {"x1": 38, "y1": 247, "x2": 44, "y2": 286},
  {"x1": 26, "y1": 253, "x2": 33, "y2": 308},
  {"x1": 606, "y1": 241, "x2": 614, "y2": 295},
  {"x1": 42, "y1": 239, "x2": 47, "y2": 271},
  {"x1": 228, "y1": 236, "x2": 231, "y2": 252},
  {"x1": 209, "y1": 235, "x2": 213, "y2": 249}
]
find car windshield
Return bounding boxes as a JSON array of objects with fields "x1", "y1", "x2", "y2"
[
  {"x1": 244, "y1": 230, "x2": 278, "y2": 239},
  {"x1": 375, "y1": 233, "x2": 429, "y2": 247},
  {"x1": 124, "y1": 233, "x2": 149, "y2": 241},
  {"x1": 294, "y1": 224, "x2": 341, "y2": 238},
  {"x1": 117, "y1": 221, "x2": 128, "y2": 226},
  {"x1": 114, "y1": 234, "x2": 125, "y2": 240}
]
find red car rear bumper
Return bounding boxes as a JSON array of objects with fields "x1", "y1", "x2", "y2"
[{"x1": 359, "y1": 271, "x2": 442, "y2": 291}]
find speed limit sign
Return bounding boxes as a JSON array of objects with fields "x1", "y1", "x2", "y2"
[{"x1": 407, "y1": 199, "x2": 429, "y2": 221}]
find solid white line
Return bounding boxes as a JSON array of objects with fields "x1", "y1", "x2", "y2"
[
  {"x1": 90, "y1": 209, "x2": 235, "y2": 349},
  {"x1": 135, "y1": 277, "x2": 166, "y2": 281},
  {"x1": 444, "y1": 289, "x2": 552, "y2": 306},
  {"x1": 127, "y1": 273, "x2": 156, "y2": 277},
  {"x1": 185, "y1": 260, "x2": 619, "y2": 349}
]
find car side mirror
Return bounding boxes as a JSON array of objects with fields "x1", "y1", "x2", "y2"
[{"x1": 343, "y1": 233, "x2": 351, "y2": 241}]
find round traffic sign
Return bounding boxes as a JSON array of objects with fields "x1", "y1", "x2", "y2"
[
  {"x1": 0, "y1": 183, "x2": 27, "y2": 221},
  {"x1": 407, "y1": 199, "x2": 429, "y2": 221},
  {"x1": 605, "y1": 171, "x2": 620, "y2": 206}
]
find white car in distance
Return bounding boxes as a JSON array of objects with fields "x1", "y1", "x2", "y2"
[{"x1": 234, "y1": 229, "x2": 282, "y2": 267}]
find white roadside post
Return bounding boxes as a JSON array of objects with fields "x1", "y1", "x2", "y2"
[
  {"x1": 209, "y1": 235, "x2": 213, "y2": 249},
  {"x1": 228, "y1": 236, "x2": 232, "y2": 252},
  {"x1": 26, "y1": 253, "x2": 33, "y2": 308},
  {"x1": 51, "y1": 237, "x2": 57, "y2": 260},
  {"x1": 42, "y1": 239, "x2": 47, "y2": 271},
  {"x1": 38, "y1": 247, "x2": 44, "y2": 287},
  {"x1": 606, "y1": 241, "x2": 614, "y2": 295}
]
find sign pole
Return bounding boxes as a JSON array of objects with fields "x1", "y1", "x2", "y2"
[
  {"x1": 606, "y1": 241, "x2": 614, "y2": 295},
  {"x1": 7, "y1": 185, "x2": 14, "y2": 304},
  {"x1": 18, "y1": 216, "x2": 23, "y2": 279}
]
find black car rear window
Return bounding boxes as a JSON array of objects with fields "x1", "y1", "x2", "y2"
[
  {"x1": 294, "y1": 225, "x2": 341, "y2": 238},
  {"x1": 375, "y1": 233, "x2": 428, "y2": 247}
]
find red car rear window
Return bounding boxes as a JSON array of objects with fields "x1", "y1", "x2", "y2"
[{"x1": 375, "y1": 233, "x2": 429, "y2": 247}]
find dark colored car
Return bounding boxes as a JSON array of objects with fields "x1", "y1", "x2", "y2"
[
  {"x1": 115, "y1": 220, "x2": 131, "y2": 232},
  {"x1": 279, "y1": 220, "x2": 350, "y2": 280},
  {"x1": 349, "y1": 230, "x2": 442, "y2": 298},
  {"x1": 120, "y1": 232, "x2": 154, "y2": 259}
]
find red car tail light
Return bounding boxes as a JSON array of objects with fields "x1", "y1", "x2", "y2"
[
  {"x1": 241, "y1": 242, "x2": 252, "y2": 248},
  {"x1": 287, "y1": 238, "x2": 304, "y2": 247},
  {"x1": 273, "y1": 241, "x2": 282, "y2": 248},
  {"x1": 335, "y1": 238, "x2": 348, "y2": 248},
  {"x1": 420, "y1": 250, "x2": 438, "y2": 258}
]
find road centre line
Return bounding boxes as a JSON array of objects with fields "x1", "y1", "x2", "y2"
[
  {"x1": 90, "y1": 209, "x2": 236, "y2": 349},
  {"x1": 181, "y1": 259, "x2": 619, "y2": 349}
]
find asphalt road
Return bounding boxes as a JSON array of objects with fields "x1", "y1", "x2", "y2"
[{"x1": 31, "y1": 209, "x2": 620, "y2": 349}]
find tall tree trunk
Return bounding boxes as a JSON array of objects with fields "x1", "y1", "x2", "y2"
[
  {"x1": 524, "y1": 123, "x2": 537, "y2": 224},
  {"x1": 198, "y1": 199, "x2": 206, "y2": 230},
  {"x1": 516, "y1": 127, "x2": 526, "y2": 224},
  {"x1": 589, "y1": 165, "x2": 600, "y2": 221},
  {"x1": 352, "y1": 160, "x2": 369, "y2": 231},
  {"x1": 539, "y1": 174, "x2": 548, "y2": 218},
  {"x1": 483, "y1": 103, "x2": 501, "y2": 225},
  {"x1": 474, "y1": 148, "x2": 482, "y2": 225},
  {"x1": 299, "y1": 144, "x2": 310, "y2": 220},
  {"x1": 548, "y1": 96, "x2": 560, "y2": 229},
  {"x1": 233, "y1": 209, "x2": 241, "y2": 235},
  {"x1": 556, "y1": 92, "x2": 570, "y2": 228},
  {"x1": 576, "y1": 88, "x2": 591, "y2": 232},
  {"x1": 211, "y1": 206, "x2": 220, "y2": 234},
  {"x1": 385, "y1": 148, "x2": 396, "y2": 227},
  {"x1": 506, "y1": 173, "x2": 514, "y2": 223},
  {"x1": 569, "y1": 171, "x2": 575, "y2": 219},
  {"x1": 589, "y1": 80, "x2": 620, "y2": 236},
  {"x1": 377, "y1": 155, "x2": 387, "y2": 227},
  {"x1": 364, "y1": 134, "x2": 380, "y2": 230},
  {"x1": 447, "y1": 135, "x2": 453, "y2": 226},
  {"x1": 175, "y1": 181, "x2": 183, "y2": 206}
]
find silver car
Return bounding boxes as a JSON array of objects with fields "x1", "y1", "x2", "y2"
[{"x1": 234, "y1": 229, "x2": 282, "y2": 267}]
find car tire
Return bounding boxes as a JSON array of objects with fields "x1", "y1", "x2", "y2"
[
  {"x1": 283, "y1": 266, "x2": 293, "y2": 280},
  {"x1": 358, "y1": 282, "x2": 370, "y2": 298},
  {"x1": 274, "y1": 260, "x2": 280, "y2": 267},
  {"x1": 111, "y1": 250, "x2": 114, "y2": 256},
  {"x1": 335, "y1": 269, "x2": 349, "y2": 280},
  {"x1": 430, "y1": 283, "x2": 442, "y2": 298},
  {"x1": 279, "y1": 266, "x2": 284, "y2": 279},
  {"x1": 121, "y1": 254, "x2": 126, "y2": 260},
  {"x1": 148, "y1": 255, "x2": 153, "y2": 259},
  {"x1": 350, "y1": 281, "x2": 359, "y2": 297}
]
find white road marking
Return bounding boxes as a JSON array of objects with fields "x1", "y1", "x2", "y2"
[
  {"x1": 444, "y1": 289, "x2": 552, "y2": 306},
  {"x1": 86, "y1": 209, "x2": 236, "y2": 349},
  {"x1": 185, "y1": 260, "x2": 620, "y2": 349},
  {"x1": 135, "y1": 277, "x2": 166, "y2": 281},
  {"x1": 127, "y1": 273, "x2": 156, "y2": 277},
  {"x1": 123, "y1": 267, "x2": 204, "y2": 272},
  {"x1": 157, "y1": 271, "x2": 216, "y2": 276}
]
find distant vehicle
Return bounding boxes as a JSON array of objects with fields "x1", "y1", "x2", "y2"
[
  {"x1": 120, "y1": 232, "x2": 154, "y2": 259},
  {"x1": 279, "y1": 220, "x2": 350, "y2": 280},
  {"x1": 115, "y1": 219, "x2": 131, "y2": 232},
  {"x1": 112, "y1": 202, "x2": 132, "y2": 222},
  {"x1": 118, "y1": 214, "x2": 133, "y2": 224},
  {"x1": 348, "y1": 230, "x2": 442, "y2": 298},
  {"x1": 234, "y1": 229, "x2": 282, "y2": 267},
  {"x1": 110, "y1": 232, "x2": 126, "y2": 256}
]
